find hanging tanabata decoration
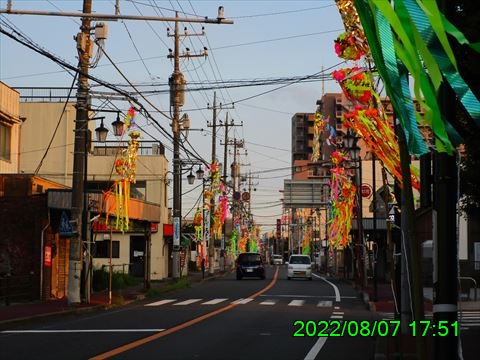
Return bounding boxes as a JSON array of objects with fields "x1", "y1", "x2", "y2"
[
  {"x1": 110, "y1": 107, "x2": 140, "y2": 232},
  {"x1": 327, "y1": 151, "x2": 356, "y2": 249},
  {"x1": 311, "y1": 112, "x2": 328, "y2": 162},
  {"x1": 332, "y1": 0, "x2": 421, "y2": 194}
]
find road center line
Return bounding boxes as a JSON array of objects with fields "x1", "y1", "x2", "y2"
[{"x1": 89, "y1": 268, "x2": 279, "y2": 360}]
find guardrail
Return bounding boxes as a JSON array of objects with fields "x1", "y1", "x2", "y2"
[
  {"x1": 100, "y1": 263, "x2": 133, "y2": 274},
  {"x1": 459, "y1": 276, "x2": 478, "y2": 301}
]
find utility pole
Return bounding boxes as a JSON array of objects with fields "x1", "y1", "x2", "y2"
[
  {"x1": 167, "y1": 11, "x2": 233, "y2": 279},
  {"x1": 69, "y1": 0, "x2": 92, "y2": 305},
  {"x1": 230, "y1": 138, "x2": 244, "y2": 254},
  {"x1": 206, "y1": 92, "x2": 218, "y2": 275},
  {"x1": 2, "y1": 1, "x2": 232, "y2": 292},
  {"x1": 219, "y1": 113, "x2": 241, "y2": 269},
  {"x1": 168, "y1": 13, "x2": 209, "y2": 279},
  {"x1": 433, "y1": 2, "x2": 458, "y2": 356},
  {"x1": 206, "y1": 94, "x2": 233, "y2": 273}
]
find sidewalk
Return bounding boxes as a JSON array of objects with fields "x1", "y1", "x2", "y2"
[
  {"x1": 360, "y1": 280, "x2": 480, "y2": 359},
  {"x1": 0, "y1": 270, "x2": 221, "y2": 327}
]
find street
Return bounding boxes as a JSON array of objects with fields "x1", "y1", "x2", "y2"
[
  {"x1": 0, "y1": 266, "x2": 379, "y2": 360},
  {"x1": 2, "y1": 265, "x2": 479, "y2": 359}
]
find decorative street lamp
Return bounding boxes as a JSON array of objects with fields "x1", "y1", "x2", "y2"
[
  {"x1": 187, "y1": 170, "x2": 196, "y2": 185},
  {"x1": 195, "y1": 166, "x2": 205, "y2": 180},
  {"x1": 344, "y1": 129, "x2": 367, "y2": 288},
  {"x1": 94, "y1": 117, "x2": 108, "y2": 142},
  {"x1": 111, "y1": 112, "x2": 125, "y2": 137}
]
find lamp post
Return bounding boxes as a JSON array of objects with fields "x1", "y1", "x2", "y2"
[
  {"x1": 344, "y1": 130, "x2": 367, "y2": 288},
  {"x1": 185, "y1": 164, "x2": 211, "y2": 271},
  {"x1": 84, "y1": 115, "x2": 117, "y2": 304}
]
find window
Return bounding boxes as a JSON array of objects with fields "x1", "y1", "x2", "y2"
[
  {"x1": 0, "y1": 122, "x2": 11, "y2": 161},
  {"x1": 93, "y1": 240, "x2": 120, "y2": 258}
]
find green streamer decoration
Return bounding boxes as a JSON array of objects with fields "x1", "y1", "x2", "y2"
[{"x1": 355, "y1": 0, "x2": 480, "y2": 154}]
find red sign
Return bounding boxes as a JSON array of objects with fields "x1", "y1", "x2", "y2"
[
  {"x1": 44, "y1": 246, "x2": 52, "y2": 267},
  {"x1": 361, "y1": 184, "x2": 373, "y2": 198},
  {"x1": 163, "y1": 223, "x2": 173, "y2": 236}
]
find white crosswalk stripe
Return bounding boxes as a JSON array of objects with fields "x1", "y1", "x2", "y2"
[
  {"x1": 201, "y1": 298, "x2": 228, "y2": 305},
  {"x1": 288, "y1": 300, "x2": 305, "y2": 307},
  {"x1": 143, "y1": 297, "x2": 335, "y2": 308},
  {"x1": 459, "y1": 311, "x2": 480, "y2": 328},
  {"x1": 231, "y1": 298, "x2": 254, "y2": 305},
  {"x1": 145, "y1": 299, "x2": 177, "y2": 306},
  {"x1": 378, "y1": 310, "x2": 480, "y2": 329},
  {"x1": 173, "y1": 299, "x2": 202, "y2": 306},
  {"x1": 259, "y1": 299, "x2": 277, "y2": 306},
  {"x1": 317, "y1": 300, "x2": 333, "y2": 307}
]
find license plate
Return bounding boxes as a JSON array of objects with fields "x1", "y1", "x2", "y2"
[{"x1": 246, "y1": 268, "x2": 253, "y2": 272}]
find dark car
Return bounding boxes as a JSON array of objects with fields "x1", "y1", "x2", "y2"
[{"x1": 236, "y1": 252, "x2": 266, "y2": 280}]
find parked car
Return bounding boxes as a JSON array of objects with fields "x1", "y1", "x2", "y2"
[
  {"x1": 272, "y1": 254, "x2": 283, "y2": 265},
  {"x1": 287, "y1": 254, "x2": 313, "y2": 280},
  {"x1": 236, "y1": 252, "x2": 266, "y2": 280}
]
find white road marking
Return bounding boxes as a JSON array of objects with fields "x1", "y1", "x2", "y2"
[
  {"x1": 145, "y1": 299, "x2": 177, "y2": 306},
  {"x1": 231, "y1": 298, "x2": 254, "y2": 305},
  {"x1": 304, "y1": 337, "x2": 327, "y2": 360},
  {"x1": 313, "y1": 273, "x2": 341, "y2": 302},
  {"x1": 330, "y1": 315, "x2": 343, "y2": 319},
  {"x1": 1, "y1": 329, "x2": 165, "y2": 334},
  {"x1": 259, "y1": 299, "x2": 276, "y2": 305},
  {"x1": 317, "y1": 300, "x2": 333, "y2": 307},
  {"x1": 173, "y1": 299, "x2": 202, "y2": 306},
  {"x1": 288, "y1": 300, "x2": 305, "y2": 307},
  {"x1": 202, "y1": 298, "x2": 228, "y2": 305}
]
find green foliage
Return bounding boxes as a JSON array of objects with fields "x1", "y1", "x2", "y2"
[
  {"x1": 144, "y1": 277, "x2": 191, "y2": 298},
  {"x1": 92, "y1": 268, "x2": 141, "y2": 291}
]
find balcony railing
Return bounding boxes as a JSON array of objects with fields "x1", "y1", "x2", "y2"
[{"x1": 91, "y1": 140, "x2": 164, "y2": 156}]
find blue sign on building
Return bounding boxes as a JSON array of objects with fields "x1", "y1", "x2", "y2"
[{"x1": 59, "y1": 211, "x2": 74, "y2": 237}]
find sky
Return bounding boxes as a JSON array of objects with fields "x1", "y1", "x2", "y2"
[{"x1": 0, "y1": 0, "x2": 346, "y2": 234}]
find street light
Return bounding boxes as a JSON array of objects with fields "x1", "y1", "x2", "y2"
[
  {"x1": 187, "y1": 170, "x2": 196, "y2": 185},
  {"x1": 187, "y1": 164, "x2": 212, "y2": 272},
  {"x1": 94, "y1": 117, "x2": 108, "y2": 142},
  {"x1": 82, "y1": 116, "x2": 109, "y2": 304},
  {"x1": 195, "y1": 166, "x2": 205, "y2": 180},
  {"x1": 111, "y1": 112, "x2": 125, "y2": 137},
  {"x1": 344, "y1": 129, "x2": 367, "y2": 288}
]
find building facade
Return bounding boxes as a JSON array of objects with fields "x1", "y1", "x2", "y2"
[
  {"x1": 0, "y1": 82, "x2": 22, "y2": 174},
  {"x1": 18, "y1": 100, "x2": 170, "y2": 283}
]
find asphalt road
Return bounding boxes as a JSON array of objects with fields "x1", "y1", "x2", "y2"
[{"x1": 0, "y1": 265, "x2": 384, "y2": 360}]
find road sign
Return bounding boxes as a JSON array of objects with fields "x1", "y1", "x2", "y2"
[
  {"x1": 59, "y1": 211, "x2": 74, "y2": 237},
  {"x1": 361, "y1": 184, "x2": 373, "y2": 198},
  {"x1": 173, "y1": 217, "x2": 180, "y2": 246}
]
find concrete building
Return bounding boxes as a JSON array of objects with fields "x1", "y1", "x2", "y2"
[
  {"x1": 1, "y1": 83, "x2": 173, "y2": 300},
  {"x1": 17, "y1": 99, "x2": 171, "y2": 283},
  {"x1": 0, "y1": 82, "x2": 22, "y2": 174}
]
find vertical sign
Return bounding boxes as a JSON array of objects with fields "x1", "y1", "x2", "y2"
[
  {"x1": 44, "y1": 245, "x2": 52, "y2": 267},
  {"x1": 173, "y1": 217, "x2": 180, "y2": 246},
  {"x1": 276, "y1": 218, "x2": 281, "y2": 238},
  {"x1": 204, "y1": 207, "x2": 210, "y2": 249}
]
